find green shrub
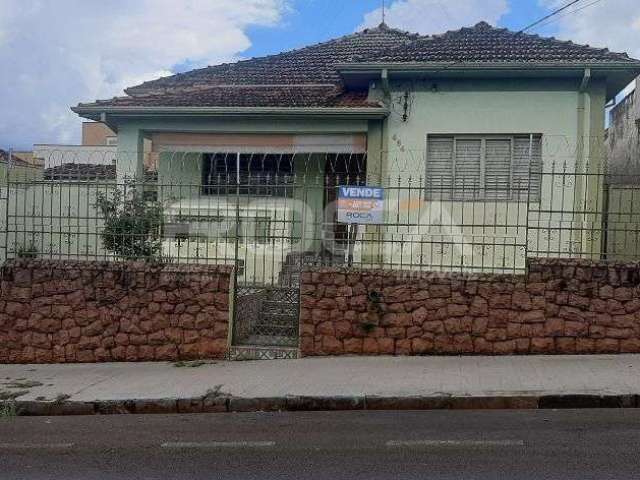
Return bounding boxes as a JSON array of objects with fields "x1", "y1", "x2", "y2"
[{"x1": 96, "y1": 184, "x2": 164, "y2": 261}]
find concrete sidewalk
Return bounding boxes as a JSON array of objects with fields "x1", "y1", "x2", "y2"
[{"x1": 2, "y1": 355, "x2": 640, "y2": 415}]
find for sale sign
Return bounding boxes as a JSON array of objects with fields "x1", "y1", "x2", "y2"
[{"x1": 337, "y1": 186, "x2": 384, "y2": 224}]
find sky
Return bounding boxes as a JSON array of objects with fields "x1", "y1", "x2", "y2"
[{"x1": 0, "y1": 0, "x2": 639, "y2": 150}]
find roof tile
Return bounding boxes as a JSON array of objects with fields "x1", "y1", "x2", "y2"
[{"x1": 75, "y1": 22, "x2": 640, "y2": 111}]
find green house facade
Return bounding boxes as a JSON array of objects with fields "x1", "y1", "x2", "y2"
[{"x1": 72, "y1": 22, "x2": 640, "y2": 275}]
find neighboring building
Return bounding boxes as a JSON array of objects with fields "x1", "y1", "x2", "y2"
[
  {"x1": 34, "y1": 122, "x2": 118, "y2": 169},
  {"x1": 605, "y1": 77, "x2": 640, "y2": 259},
  {"x1": 62, "y1": 22, "x2": 640, "y2": 275},
  {"x1": 82, "y1": 122, "x2": 117, "y2": 146},
  {"x1": 0, "y1": 149, "x2": 43, "y2": 183},
  {"x1": 607, "y1": 77, "x2": 639, "y2": 176}
]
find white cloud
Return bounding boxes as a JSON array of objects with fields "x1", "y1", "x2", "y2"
[
  {"x1": 0, "y1": 0, "x2": 288, "y2": 149},
  {"x1": 359, "y1": 0, "x2": 509, "y2": 34},
  {"x1": 537, "y1": 0, "x2": 640, "y2": 103},
  {"x1": 538, "y1": 0, "x2": 640, "y2": 58}
]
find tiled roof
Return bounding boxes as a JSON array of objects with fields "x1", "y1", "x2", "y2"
[
  {"x1": 86, "y1": 86, "x2": 377, "y2": 109},
  {"x1": 44, "y1": 163, "x2": 157, "y2": 181},
  {"x1": 0, "y1": 149, "x2": 38, "y2": 168},
  {"x1": 44, "y1": 163, "x2": 117, "y2": 180},
  {"x1": 360, "y1": 22, "x2": 638, "y2": 64},
  {"x1": 75, "y1": 22, "x2": 640, "y2": 112},
  {"x1": 125, "y1": 24, "x2": 417, "y2": 95}
]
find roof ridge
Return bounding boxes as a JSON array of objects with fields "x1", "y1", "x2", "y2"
[
  {"x1": 353, "y1": 20, "x2": 638, "y2": 64},
  {"x1": 125, "y1": 25, "x2": 419, "y2": 96}
]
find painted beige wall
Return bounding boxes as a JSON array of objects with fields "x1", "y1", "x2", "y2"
[{"x1": 82, "y1": 122, "x2": 117, "y2": 146}]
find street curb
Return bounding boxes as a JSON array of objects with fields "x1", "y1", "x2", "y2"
[{"x1": 7, "y1": 394, "x2": 640, "y2": 416}]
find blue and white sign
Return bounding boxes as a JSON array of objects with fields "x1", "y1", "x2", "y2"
[{"x1": 337, "y1": 186, "x2": 384, "y2": 224}]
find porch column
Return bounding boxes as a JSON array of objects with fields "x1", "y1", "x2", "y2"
[
  {"x1": 362, "y1": 119, "x2": 386, "y2": 266},
  {"x1": 116, "y1": 125, "x2": 146, "y2": 184},
  {"x1": 575, "y1": 79, "x2": 606, "y2": 258}
]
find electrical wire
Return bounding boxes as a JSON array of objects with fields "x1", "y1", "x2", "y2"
[
  {"x1": 529, "y1": 0, "x2": 605, "y2": 31},
  {"x1": 423, "y1": 0, "x2": 603, "y2": 78},
  {"x1": 517, "y1": 0, "x2": 584, "y2": 33}
]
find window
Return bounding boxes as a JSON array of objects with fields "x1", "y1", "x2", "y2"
[
  {"x1": 425, "y1": 134, "x2": 542, "y2": 201},
  {"x1": 202, "y1": 153, "x2": 294, "y2": 196}
]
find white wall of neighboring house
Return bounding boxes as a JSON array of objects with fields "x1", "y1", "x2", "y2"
[{"x1": 33, "y1": 144, "x2": 117, "y2": 168}]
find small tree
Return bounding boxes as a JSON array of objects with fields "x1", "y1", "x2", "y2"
[{"x1": 96, "y1": 185, "x2": 164, "y2": 261}]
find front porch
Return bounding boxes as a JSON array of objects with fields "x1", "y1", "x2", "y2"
[{"x1": 117, "y1": 130, "x2": 379, "y2": 352}]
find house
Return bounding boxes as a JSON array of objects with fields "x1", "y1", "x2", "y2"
[
  {"x1": 70, "y1": 22, "x2": 640, "y2": 276},
  {"x1": 607, "y1": 76, "x2": 639, "y2": 176},
  {"x1": 605, "y1": 76, "x2": 640, "y2": 259},
  {"x1": 82, "y1": 121, "x2": 117, "y2": 146},
  {"x1": 34, "y1": 122, "x2": 119, "y2": 169},
  {"x1": 0, "y1": 149, "x2": 43, "y2": 183}
]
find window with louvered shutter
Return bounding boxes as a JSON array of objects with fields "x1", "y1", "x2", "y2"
[
  {"x1": 512, "y1": 136, "x2": 542, "y2": 201},
  {"x1": 425, "y1": 137, "x2": 454, "y2": 199},
  {"x1": 454, "y1": 139, "x2": 482, "y2": 200},
  {"x1": 426, "y1": 134, "x2": 543, "y2": 201},
  {"x1": 484, "y1": 138, "x2": 512, "y2": 200}
]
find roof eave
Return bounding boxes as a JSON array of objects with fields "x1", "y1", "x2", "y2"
[
  {"x1": 336, "y1": 61, "x2": 640, "y2": 73},
  {"x1": 71, "y1": 105, "x2": 389, "y2": 121}
]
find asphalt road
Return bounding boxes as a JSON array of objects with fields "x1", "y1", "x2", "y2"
[{"x1": 1, "y1": 410, "x2": 640, "y2": 479}]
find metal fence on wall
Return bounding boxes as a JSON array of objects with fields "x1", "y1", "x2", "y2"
[{"x1": 1, "y1": 143, "x2": 640, "y2": 284}]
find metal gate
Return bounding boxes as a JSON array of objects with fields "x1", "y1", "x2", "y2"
[
  {"x1": 233, "y1": 285, "x2": 299, "y2": 348},
  {"x1": 225, "y1": 153, "x2": 305, "y2": 355},
  {"x1": 230, "y1": 243, "x2": 304, "y2": 358}
]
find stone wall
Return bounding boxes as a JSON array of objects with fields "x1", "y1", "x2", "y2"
[
  {"x1": 300, "y1": 259, "x2": 640, "y2": 356},
  {"x1": 0, "y1": 259, "x2": 233, "y2": 363}
]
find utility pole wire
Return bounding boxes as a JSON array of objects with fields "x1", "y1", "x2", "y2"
[
  {"x1": 427, "y1": 0, "x2": 597, "y2": 78},
  {"x1": 517, "y1": 0, "x2": 584, "y2": 33},
  {"x1": 531, "y1": 0, "x2": 604, "y2": 31}
]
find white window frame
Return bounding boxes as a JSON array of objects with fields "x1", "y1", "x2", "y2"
[{"x1": 425, "y1": 133, "x2": 542, "y2": 202}]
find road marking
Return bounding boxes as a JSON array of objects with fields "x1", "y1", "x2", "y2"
[
  {"x1": 386, "y1": 439, "x2": 524, "y2": 448},
  {"x1": 0, "y1": 443, "x2": 74, "y2": 450},
  {"x1": 161, "y1": 441, "x2": 276, "y2": 449}
]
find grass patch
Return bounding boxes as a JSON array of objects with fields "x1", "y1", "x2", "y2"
[
  {"x1": 173, "y1": 360, "x2": 215, "y2": 368},
  {"x1": 0, "y1": 390, "x2": 28, "y2": 401},
  {"x1": 0, "y1": 402, "x2": 18, "y2": 417}
]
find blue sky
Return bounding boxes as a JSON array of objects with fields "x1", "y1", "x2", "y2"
[
  {"x1": 1, "y1": 0, "x2": 638, "y2": 150},
  {"x1": 176, "y1": 0, "x2": 557, "y2": 74},
  {"x1": 242, "y1": 0, "x2": 552, "y2": 61}
]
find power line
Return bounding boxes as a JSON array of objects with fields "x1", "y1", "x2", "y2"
[
  {"x1": 432, "y1": 0, "x2": 599, "y2": 75},
  {"x1": 532, "y1": 0, "x2": 605, "y2": 31},
  {"x1": 517, "y1": 0, "x2": 584, "y2": 33}
]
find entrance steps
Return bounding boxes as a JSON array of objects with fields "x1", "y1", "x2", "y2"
[{"x1": 227, "y1": 345, "x2": 300, "y2": 361}]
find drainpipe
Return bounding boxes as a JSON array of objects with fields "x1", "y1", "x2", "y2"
[
  {"x1": 579, "y1": 67, "x2": 591, "y2": 93},
  {"x1": 381, "y1": 68, "x2": 390, "y2": 99},
  {"x1": 576, "y1": 67, "x2": 591, "y2": 170}
]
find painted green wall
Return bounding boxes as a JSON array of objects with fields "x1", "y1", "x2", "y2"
[
  {"x1": 105, "y1": 77, "x2": 608, "y2": 272},
  {"x1": 605, "y1": 185, "x2": 640, "y2": 260},
  {"x1": 1, "y1": 182, "x2": 114, "y2": 263},
  {"x1": 0, "y1": 163, "x2": 43, "y2": 184},
  {"x1": 374, "y1": 78, "x2": 607, "y2": 270}
]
